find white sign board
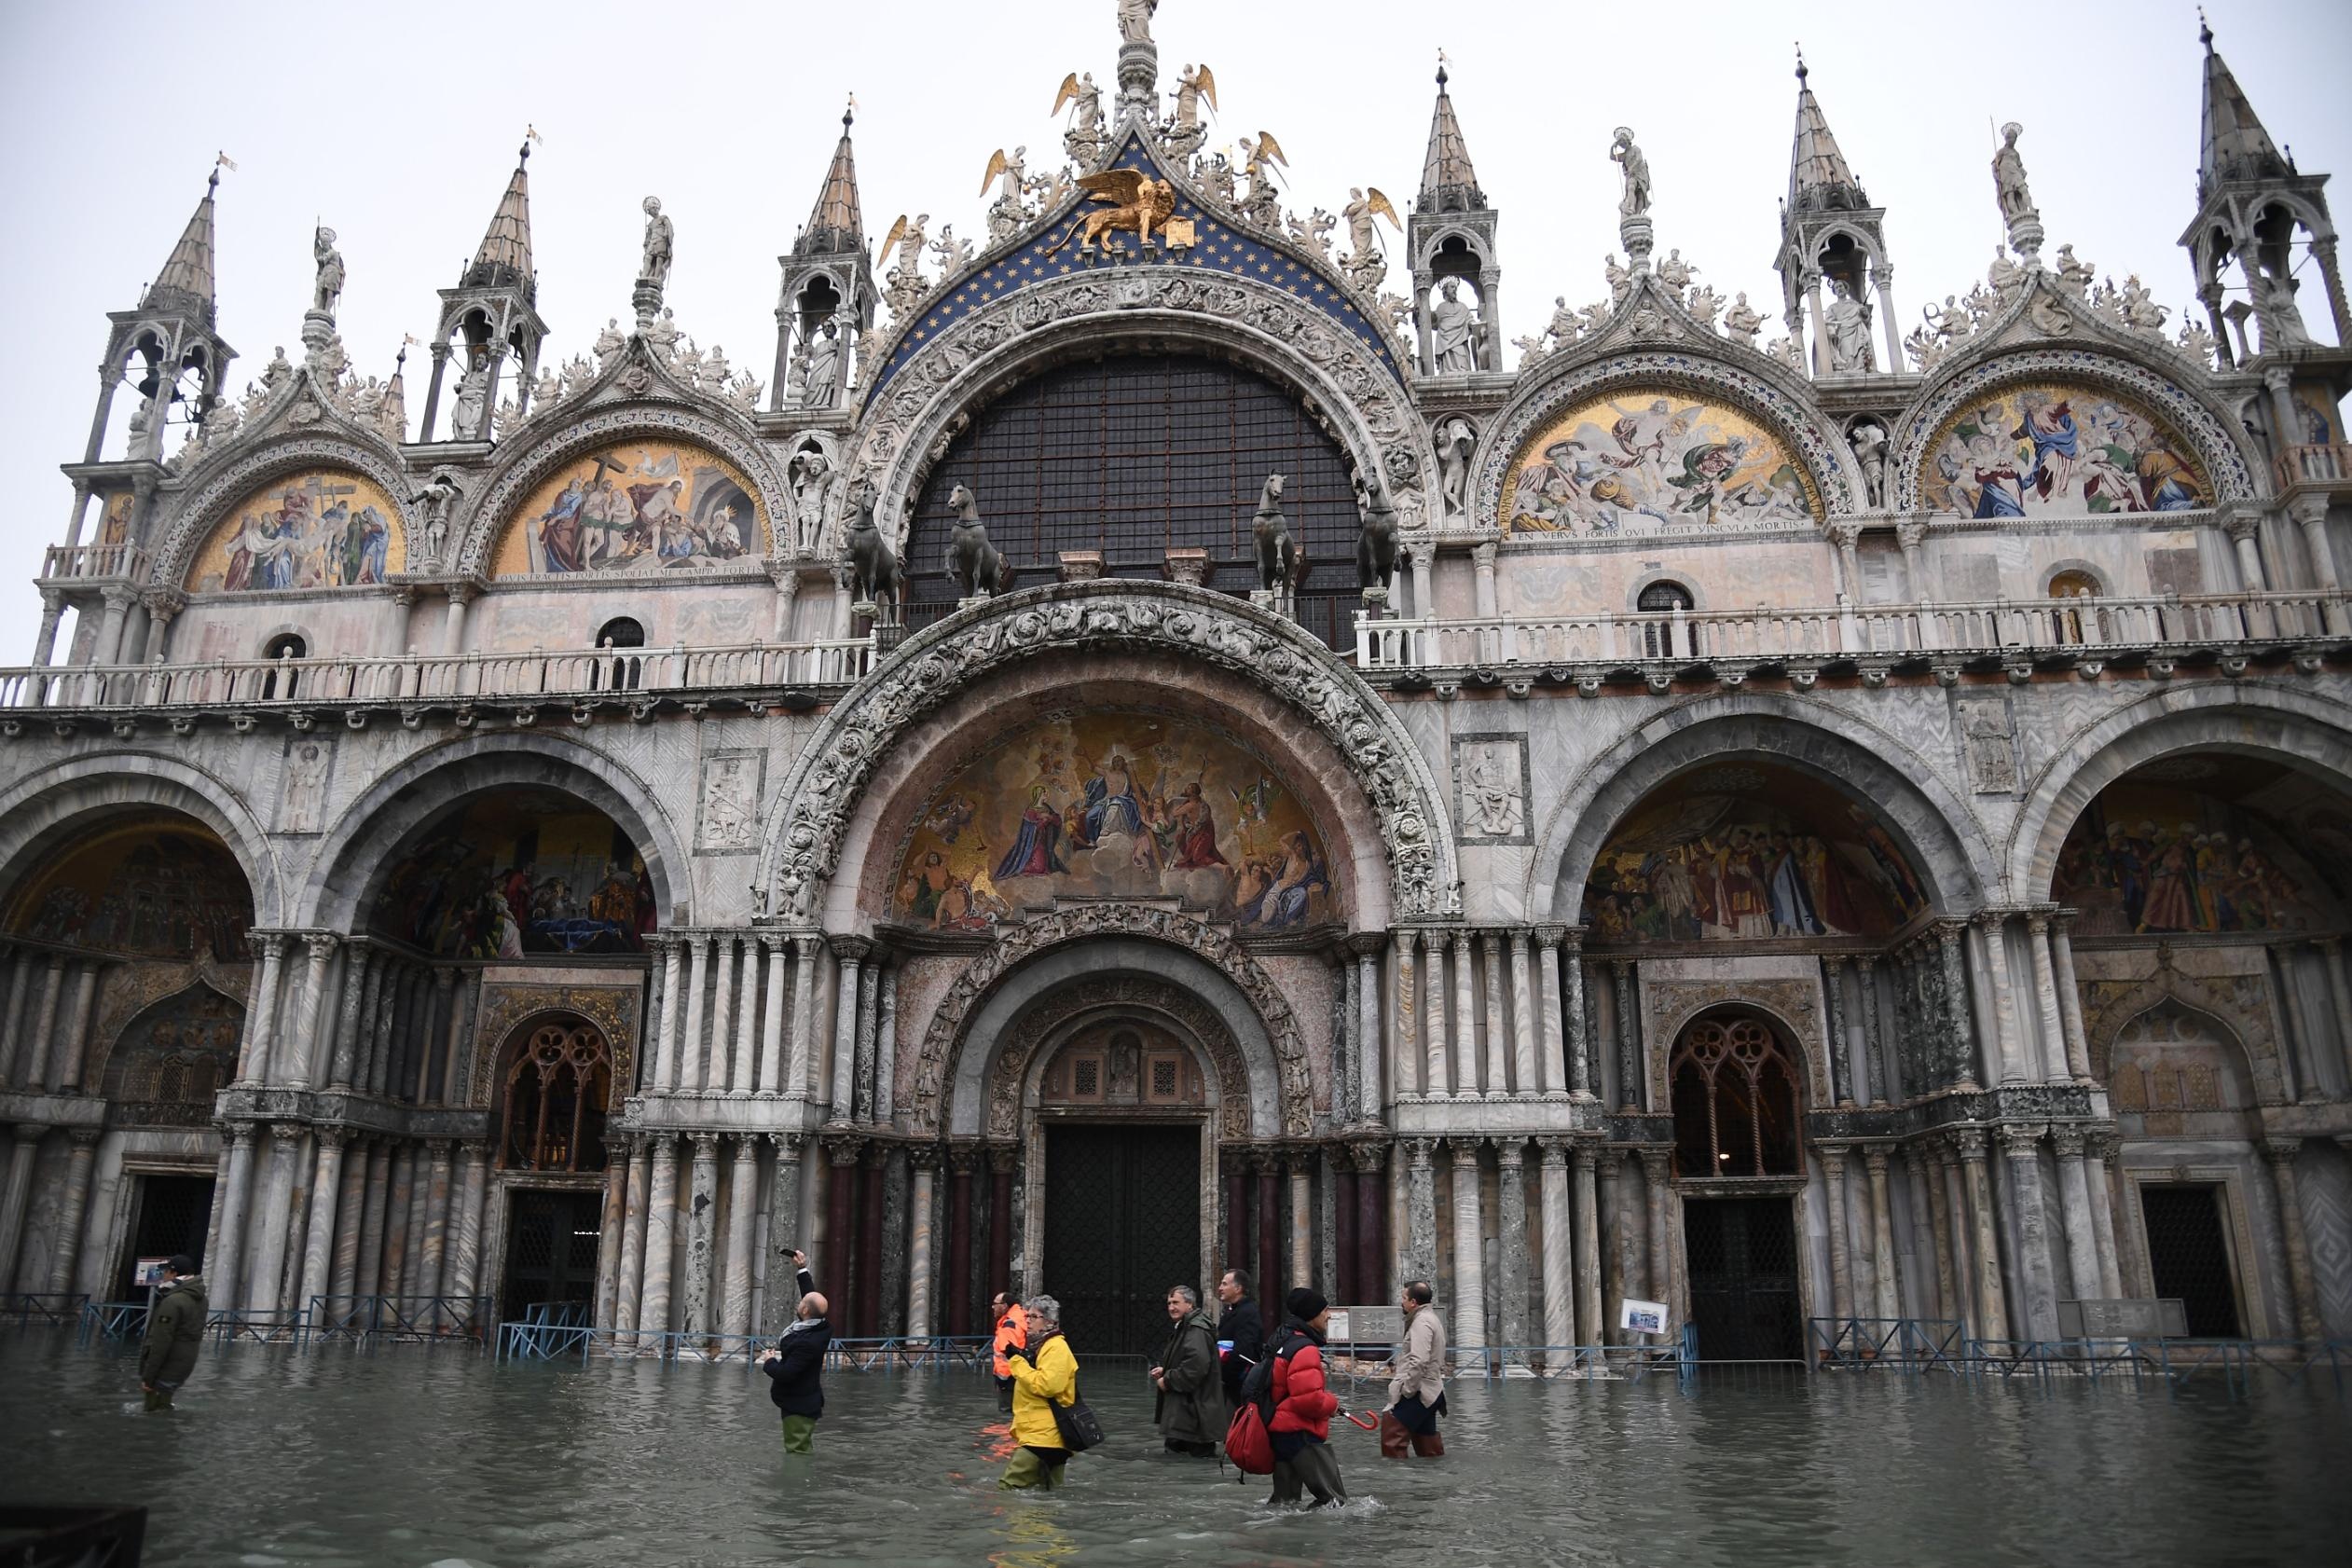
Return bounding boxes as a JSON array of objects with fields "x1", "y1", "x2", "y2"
[
  {"x1": 133, "y1": 1257, "x2": 174, "y2": 1287},
  {"x1": 1619, "y1": 1297, "x2": 1668, "y2": 1336},
  {"x1": 1325, "y1": 1309, "x2": 1351, "y2": 1341}
]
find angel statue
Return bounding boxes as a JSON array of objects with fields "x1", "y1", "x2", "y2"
[
  {"x1": 1055, "y1": 71, "x2": 1107, "y2": 162},
  {"x1": 981, "y1": 147, "x2": 1030, "y2": 241},
  {"x1": 1341, "y1": 187, "x2": 1399, "y2": 290},
  {"x1": 1117, "y1": 0, "x2": 1155, "y2": 45},
  {"x1": 879, "y1": 213, "x2": 929, "y2": 279},
  {"x1": 1165, "y1": 62, "x2": 1217, "y2": 155},
  {"x1": 1609, "y1": 127, "x2": 1650, "y2": 218},
  {"x1": 1045, "y1": 168, "x2": 1176, "y2": 255},
  {"x1": 1236, "y1": 132, "x2": 1287, "y2": 227}
]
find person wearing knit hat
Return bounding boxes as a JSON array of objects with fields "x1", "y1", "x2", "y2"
[{"x1": 1265, "y1": 1285, "x2": 1346, "y2": 1507}]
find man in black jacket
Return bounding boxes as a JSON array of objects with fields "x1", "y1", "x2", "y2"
[
  {"x1": 757, "y1": 1249, "x2": 829, "y2": 1454},
  {"x1": 1215, "y1": 1266, "x2": 1263, "y2": 1404}
]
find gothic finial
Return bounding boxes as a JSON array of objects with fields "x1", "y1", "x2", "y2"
[
  {"x1": 845, "y1": 92, "x2": 858, "y2": 130},
  {"x1": 1436, "y1": 48, "x2": 1448, "y2": 89},
  {"x1": 1795, "y1": 42, "x2": 1808, "y2": 83},
  {"x1": 2199, "y1": 9, "x2": 2213, "y2": 51}
]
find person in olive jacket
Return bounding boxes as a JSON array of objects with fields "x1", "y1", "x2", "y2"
[
  {"x1": 756, "y1": 1250, "x2": 829, "y2": 1454},
  {"x1": 1150, "y1": 1285, "x2": 1229, "y2": 1456},
  {"x1": 139, "y1": 1255, "x2": 207, "y2": 1411}
]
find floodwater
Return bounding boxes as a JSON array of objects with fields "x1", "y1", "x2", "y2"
[{"x1": 5, "y1": 1334, "x2": 2347, "y2": 1567}]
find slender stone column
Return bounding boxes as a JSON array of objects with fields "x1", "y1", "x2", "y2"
[
  {"x1": 21, "y1": 956, "x2": 64, "y2": 1092},
  {"x1": 1355, "y1": 941, "x2": 1382, "y2": 1121},
  {"x1": 1565, "y1": 938, "x2": 1593, "y2": 1100},
  {"x1": 683, "y1": 936, "x2": 718, "y2": 1093},
  {"x1": 722, "y1": 1134, "x2": 760, "y2": 1335},
  {"x1": 2316, "y1": 937, "x2": 2352, "y2": 1091},
  {"x1": 683, "y1": 1131, "x2": 722, "y2": 1338},
  {"x1": 1353, "y1": 1143, "x2": 1386, "y2": 1305},
  {"x1": 1819, "y1": 1144, "x2": 1855, "y2": 1320},
  {"x1": 295, "y1": 1127, "x2": 351, "y2": 1312},
  {"x1": 0, "y1": 948, "x2": 31, "y2": 1089},
  {"x1": 2049, "y1": 917, "x2": 2093, "y2": 1083},
  {"x1": 40, "y1": 1130, "x2": 101, "y2": 1296},
  {"x1": 1449, "y1": 1141, "x2": 1487, "y2": 1349},
  {"x1": 615, "y1": 1134, "x2": 653, "y2": 1332},
  {"x1": 2024, "y1": 915, "x2": 2069, "y2": 1084},
  {"x1": 650, "y1": 938, "x2": 681, "y2": 1091},
  {"x1": 236, "y1": 936, "x2": 287, "y2": 1087},
  {"x1": 851, "y1": 955, "x2": 882, "y2": 1121},
  {"x1": 1864, "y1": 1148, "x2": 1900, "y2": 1320},
  {"x1": 1494, "y1": 1140, "x2": 1530, "y2": 1352},
  {"x1": 758, "y1": 936, "x2": 790, "y2": 1094},
  {"x1": 640, "y1": 1135, "x2": 681, "y2": 1337},
  {"x1": 1612, "y1": 960, "x2": 1641, "y2": 1110},
  {"x1": 1973, "y1": 913, "x2": 2031, "y2": 1085},
  {"x1": 945, "y1": 1148, "x2": 976, "y2": 1336},
  {"x1": 1451, "y1": 932, "x2": 1476, "y2": 1098},
  {"x1": 366, "y1": 967, "x2": 399, "y2": 1097},
  {"x1": 1934, "y1": 1145, "x2": 1972, "y2": 1333},
  {"x1": 708, "y1": 938, "x2": 738, "y2": 1091},
  {"x1": 352, "y1": 1140, "x2": 392, "y2": 1302},
  {"x1": 1424, "y1": 934, "x2": 1451, "y2": 1098},
  {"x1": 2263, "y1": 1139, "x2": 2324, "y2": 1341},
  {"x1": 828, "y1": 938, "x2": 870, "y2": 1121},
  {"x1": 1255, "y1": 1156, "x2": 1280, "y2": 1305},
  {"x1": 1288, "y1": 1155, "x2": 1314, "y2": 1287},
  {"x1": 1998, "y1": 1123, "x2": 2058, "y2": 1341},
  {"x1": 904, "y1": 1148, "x2": 939, "y2": 1338},
  {"x1": 856, "y1": 1153, "x2": 886, "y2": 1336},
  {"x1": 1953, "y1": 1130, "x2": 2009, "y2": 1341},
  {"x1": 787, "y1": 937, "x2": 822, "y2": 1097},
  {"x1": 327, "y1": 1135, "x2": 371, "y2": 1306},
  {"x1": 1855, "y1": 957, "x2": 1887, "y2": 1105},
  {"x1": 329, "y1": 948, "x2": 372, "y2": 1091},
  {"x1": 825, "y1": 1138, "x2": 861, "y2": 1323},
  {"x1": 416, "y1": 1139, "x2": 455, "y2": 1300},
  {"x1": 2084, "y1": 1131, "x2": 2124, "y2": 1300},
  {"x1": 873, "y1": 961, "x2": 898, "y2": 1124},
  {"x1": 1393, "y1": 931, "x2": 1420, "y2": 1099},
  {"x1": 1571, "y1": 1145, "x2": 1602, "y2": 1346},
  {"x1": 1402, "y1": 1140, "x2": 1437, "y2": 1294},
  {"x1": 419, "y1": 971, "x2": 454, "y2": 1102},
  {"x1": 439, "y1": 973, "x2": 476, "y2": 1106},
  {"x1": 53, "y1": 961, "x2": 103, "y2": 1092},
  {"x1": 1501, "y1": 932, "x2": 1535, "y2": 1099},
  {"x1": 379, "y1": 1144, "x2": 417, "y2": 1305},
  {"x1": 1907, "y1": 1146, "x2": 1950, "y2": 1319},
  {"x1": 988, "y1": 1147, "x2": 1016, "y2": 1304},
  {"x1": 1535, "y1": 1140, "x2": 1574, "y2": 1352},
  {"x1": 1479, "y1": 934, "x2": 1510, "y2": 1099},
  {"x1": 247, "y1": 1124, "x2": 306, "y2": 1314},
  {"x1": 1822, "y1": 958, "x2": 1853, "y2": 1106},
  {"x1": 208, "y1": 1124, "x2": 260, "y2": 1309},
  {"x1": 1534, "y1": 928, "x2": 1567, "y2": 1098},
  {"x1": 444, "y1": 1142, "x2": 490, "y2": 1310},
  {"x1": 1638, "y1": 1147, "x2": 1675, "y2": 1333},
  {"x1": 2050, "y1": 1126, "x2": 2102, "y2": 1306},
  {"x1": 1937, "y1": 923, "x2": 1978, "y2": 1091},
  {"x1": 588, "y1": 1138, "x2": 629, "y2": 1327},
  {"x1": 766, "y1": 1133, "x2": 807, "y2": 1328},
  {"x1": 1598, "y1": 1153, "x2": 1627, "y2": 1344},
  {"x1": 284, "y1": 934, "x2": 338, "y2": 1089}
]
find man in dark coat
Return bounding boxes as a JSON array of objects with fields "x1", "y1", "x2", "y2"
[
  {"x1": 757, "y1": 1250, "x2": 829, "y2": 1454},
  {"x1": 139, "y1": 1254, "x2": 207, "y2": 1411},
  {"x1": 1215, "y1": 1267, "x2": 1264, "y2": 1404},
  {"x1": 1150, "y1": 1285, "x2": 1229, "y2": 1456}
]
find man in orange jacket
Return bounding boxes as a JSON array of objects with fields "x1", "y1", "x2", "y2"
[{"x1": 991, "y1": 1289, "x2": 1028, "y2": 1414}]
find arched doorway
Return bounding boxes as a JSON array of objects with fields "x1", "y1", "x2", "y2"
[
  {"x1": 1671, "y1": 1011, "x2": 1807, "y2": 1360},
  {"x1": 493, "y1": 1014, "x2": 615, "y2": 1323}
]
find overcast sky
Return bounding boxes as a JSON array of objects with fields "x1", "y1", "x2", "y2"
[{"x1": 1, "y1": 0, "x2": 2345, "y2": 618}]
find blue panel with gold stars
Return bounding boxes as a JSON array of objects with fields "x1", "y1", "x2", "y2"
[{"x1": 866, "y1": 133, "x2": 1405, "y2": 406}]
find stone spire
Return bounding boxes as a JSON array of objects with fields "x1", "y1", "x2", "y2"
[
  {"x1": 143, "y1": 169, "x2": 221, "y2": 323},
  {"x1": 469, "y1": 143, "x2": 535, "y2": 290},
  {"x1": 1787, "y1": 51, "x2": 1867, "y2": 213},
  {"x1": 801, "y1": 103, "x2": 865, "y2": 255},
  {"x1": 2196, "y1": 17, "x2": 2290, "y2": 200},
  {"x1": 1417, "y1": 62, "x2": 1485, "y2": 214}
]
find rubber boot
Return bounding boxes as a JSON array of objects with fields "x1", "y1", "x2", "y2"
[
  {"x1": 1379, "y1": 1411, "x2": 1411, "y2": 1459},
  {"x1": 1410, "y1": 1428, "x2": 1445, "y2": 1458}
]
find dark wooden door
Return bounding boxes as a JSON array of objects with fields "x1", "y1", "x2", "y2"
[
  {"x1": 2140, "y1": 1185, "x2": 2241, "y2": 1337},
  {"x1": 500, "y1": 1190, "x2": 603, "y2": 1323},
  {"x1": 1684, "y1": 1196, "x2": 1803, "y2": 1360},
  {"x1": 117, "y1": 1174, "x2": 213, "y2": 1300},
  {"x1": 1043, "y1": 1124, "x2": 1200, "y2": 1356}
]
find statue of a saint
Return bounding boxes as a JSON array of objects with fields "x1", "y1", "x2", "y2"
[
  {"x1": 802, "y1": 321, "x2": 843, "y2": 407},
  {"x1": 1429, "y1": 279, "x2": 1480, "y2": 375},
  {"x1": 1436, "y1": 417, "x2": 1475, "y2": 516},
  {"x1": 1991, "y1": 122, "x2": 2034, "y2": 223},
  {"x1": 1170, "y1": 63, "x2": 1215, "y2": 132},
  {"x1": 1823, "y1": 279, "x2": 1874, "y2": 373},
  {"x1": 640, "y1": 197, "x2": 675, "y2": 287},
  {"x1": 1721, "y1": 292, "x2": 1766, "y2": 345},
  {"x1": 1117, "y1": 0, "x2": 1155, "y2": 45},
  {"x1": 450, "y1": 363, "x2": 489, "y2": 440},
  {"x1": 311, "y1": 226, "x2": 345, "y2": 317},
  {"x1": 1609, "y1": 128, "x2": 1650, "y2": 218}
]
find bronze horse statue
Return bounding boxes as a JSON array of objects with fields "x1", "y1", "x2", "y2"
[
  {"x1": 844, "y1": 480, "x2": 902, "y2": 618},
  {"x1": 946, "y1": 483, "x2": 1010, "y2": 598},
  {"x1": 1251, "y1": 474, "x2": 1300, "y2": 594},
  {"x1": 1355, "y1": 471, "x2": 1401, "y2": 595}
]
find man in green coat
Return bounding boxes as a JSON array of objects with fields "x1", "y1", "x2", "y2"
[
  {"x1": 139, "y1": 1255, "x2": 207, "y2": 1411},
  {"x1": 1150, "y1": 1285, "x2": 1229, "y2": 1457}
]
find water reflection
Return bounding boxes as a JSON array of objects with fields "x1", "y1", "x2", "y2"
[{"x1": 3, "y1": 1334, "x2": 2345, "y2": 1567}]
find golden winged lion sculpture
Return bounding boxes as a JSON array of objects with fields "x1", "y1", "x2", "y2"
[{"x1": 1045, "y1": 169, "x2": 1176, "y2": 256}]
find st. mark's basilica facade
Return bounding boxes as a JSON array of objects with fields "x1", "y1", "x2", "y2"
[{"x1": 1, "y1": 7, "x2": 2349, "y2": 1363}]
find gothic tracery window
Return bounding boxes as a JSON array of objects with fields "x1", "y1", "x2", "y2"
[
  {"x1": 1671, "y1": 1016, "x2": 1801, "y2": 1177},
  {"x1": 501, "y1": 1020, "x2": 613, "y2": 1172}
]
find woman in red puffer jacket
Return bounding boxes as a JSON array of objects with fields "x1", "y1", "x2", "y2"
[{"x1": 1266, "y1": 1286, "x2": 1347, "y2": 1508}]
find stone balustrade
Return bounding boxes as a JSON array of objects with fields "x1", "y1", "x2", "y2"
[
  {"x1": 0, "y1": 636, "x2": 877, "y2": 715},
  {"x1": 41, "y1": 543, "x2": 149, "y2": 584},
  {"x1": 1355, "y1": 588, "x2": 2349, "y2": 672},
  {"x1": 2275, "y1": 442, "x2": 2352, "y2": 492}
]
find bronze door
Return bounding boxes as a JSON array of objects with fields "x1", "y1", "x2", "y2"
[
  {"x1": 1042, "y1": 1124, "x2": 1200, "y2": 1356},
  {"x1": 2139, "y1": 1185, "x2": 2241, "y2": 1337},
  {"x1": 500, "y1": 1190, "x2": 603, "y2": 1322},
  {"x1": 1683, "y1": 1196, "x2": 1803, "y2": 1360}
]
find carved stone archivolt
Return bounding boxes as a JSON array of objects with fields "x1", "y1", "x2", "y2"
[
  {"x1": 2080, "y1": 965, "x2": 2282, "y2": 1105},
  {"x1": 1643, "y1": 979, "x2": 1832, "y2": 1110},
  {"x1": 466, "y1": 981, "x2": 643, "y2": 1112},
  {"x1": 906, "y1": 903, "x2": 1314, "y2": 1138},
  {"x1": 759, "y1": 580, "x2": 1459, "y2": 920},
  {"x1": 149, "y1": 430, "x2": 418, "y2": 593},
  {"x1": 1889, "y1": 347, "x2": 2258, "y2": 508},
  {"x1": 984, "y1": 972, "x2": 1253, "y2": 1140}
]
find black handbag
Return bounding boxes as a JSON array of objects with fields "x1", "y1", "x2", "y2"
[{"x1": 1052, "y1": 1381, "x2": 1107, "y2": 1452}]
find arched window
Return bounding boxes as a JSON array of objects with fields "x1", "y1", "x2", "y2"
[
  {"x1": 592, "y1": 617, "x2": 645, "y2": 692},
  {"x1": 2049, "y1": 570, "x2": 2100, "y2": 644},
  {"x1": 501, "y1": 1020, "x2": 613, "y2": 1173},
  {"x1": 1671, "y1": 1016, "x2": 1801, "y2": 1177},
  {"x1": 260, "y1": 632, "x2": 307, "y2": 699},
  {"x1": 1637, "y1": 580, "x2": 1696, "y2": 659}
]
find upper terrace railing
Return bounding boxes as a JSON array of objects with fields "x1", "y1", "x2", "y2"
[
  {"x1": 41, "y1": 543, "x2": 149, "y2": 584},
  {"x1": 1355, "y1": 589, "x2": 2348, "y2": 672},
  {"x1": 2275, "y1": 443, "x2": 2352, "y2": 491},
  {"x1": 0, "y1": 637, "x2": 876, "y2": 713}
]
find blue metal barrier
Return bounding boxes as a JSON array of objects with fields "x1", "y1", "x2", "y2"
[
  {"x1": 1, "y1": 1292, "x2": 89, "y2": 1327},
  {"x1": 77, "y1": 1300, "x2": 152, "y2": 1343},
  {"x1": 205, "y1": 1307, "x2": 310, "y2": 1346},
  {"x1": 308, "y1": 1294, "x2": 494, "y2": 1345},
  {"x1": 1809, "y1": 1316, "x2": 1969, "y2": 1370}
]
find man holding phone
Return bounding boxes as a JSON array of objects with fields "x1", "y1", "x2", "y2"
[{"x1": 756, "y1": 1248, "x2": 829, "y2": 1454}]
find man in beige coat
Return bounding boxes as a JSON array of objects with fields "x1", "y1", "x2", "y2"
[{"x1": 1381, "y1": 1279, "x2": 1447, "y2": 1458}]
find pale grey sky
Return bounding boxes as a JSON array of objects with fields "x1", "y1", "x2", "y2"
[{"x1": 2, "y1": 0, "x2": 2346, "y2": 612}]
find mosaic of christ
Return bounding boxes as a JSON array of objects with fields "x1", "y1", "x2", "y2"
[
  {"x1": 892, "y1": 714, "x2": 1334, "y2": 931},
  {"x1": 495, "y1": 440, "x2": 766, "y2": 575},
  {"x1": 1919, "y1": 382, "x2": 2207, "y2": 517},
  {"x1": 187, "y1": 469, "x2": 405, "y2": 592},
  {"x1": 1504, "y1": 392, "x2": 1818, "y2": 535}
]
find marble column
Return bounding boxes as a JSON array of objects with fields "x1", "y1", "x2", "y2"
[
  {"x1": 283, "y1": 934, "x2": 338, "y2": 1090},
  {"x1": 1823, "y1": 958, "x2": 1854, "y2": 1106},
  {"x1": 1572, "y1": 1145, "x2": 1602, "y2": 1346},
  {"x1": 327, "y1": 1135, "x2": 371, "y2": 1307},
  {"x1": 1998, "y1": 1123, "x2": 2058, "y2": 1341},
  {"x1": 2263, "y1": 1139, "x2": 2325, "y2": 1341},
  {"x1": 1534, "y1": 928, "x2": 1567, "y2": 1098},
  {"x1": 1855, "y1": 957, "x2": 1888, "y2": 1106},
  {"x1": 856, "y1": 1152, "x2": 885, "y2": 1336},
  {"x1": 1424, "y1": 934, "x2": 1451, "y2": 1098},
  {"x1": 1289, "y1": 1155, "x2": 1314, "y2": 1287},
  {"x1": 873, "y1": 960, "x2": 898, "y2": 1124},
  {"x1": 19, "y1": 956, "x2": 64, "y2": 1093},
  {"x1": 708, "y1": 937, "x2": 739, "y2": 1092},
  {"x1": 1953, "y1": 1131, "x2": 2009, "y2": 1341},
  {"x1": 417, "y1": 1139, "x2": 455, "y2": 1300},
  {"x1": 1353, "y1": 1144, "x2": 1386, "y2": 1306},
  {"x1": 615, "y1": 1135, "x2": 652, "y2": 1332},
  {"x1": 1565, "y1": 939, "x2": 1593, "y2": 1100},
  {"x1": 2024, "y1": 915, "x2": 2070, "y2": 1084},
  {"x1": 652, "y1": 938, "x2": 684, "y2": 1092},
  {"x1": 1451, "y1": 932, "x2": 1476, "y2": 1099},
  {"x1": 1612, "y1": 960, "x2": 1641, "y2": 1110},
  {"x1": 1393, "y1": 930, "x2": 1420, "y2": 1100},
  {"x1": 1254, "y1": 1156, "x2": 1279, "y2": 1306},
  {"x1": 1864, "y1": 1148, "x2": 1900, "y2": 1320},
  {"x1": 1598, "y1": 1153, "x2": 1626, "y2": 1344},
  {"x1": 904, "y1": 1149, "x2": 939, "y2": 1338},
  {"x1": 593, "y1": 1137, "x2": 629, "y2": 1327},
  {"x1": 828, "y1": 938, "x2": 870, "y2": 1120},
  {"x1": 1638, "y1": 1148, "x2": 1675, "y2": 1333},
  {"x1": 244, "y1": 1124, "x2": 308, "y2": 1313},
  {"x1": 328, "y1": 949, "x2": 372, "y2": 1092},
  {"x1": 769, "y1": 1134, "x2": 808, "y2": 1327},
  {"x1": 787, "y1": 937, "x2": 822, "y2": 1098},
  {"x1": 1937, "y1": 923, "x2": 1978, "y2": 1092},
  {"x1": 851, "y1": 956, "x2": 882, "y2": 1121},
  {"x1": 418, "y1": 971, "x2": 454, "y2": 1102},
  {"x1": 1449, "y1": 1141, "x2": 1487, "y2": 1349},
  {"x1": 722, "y1": 1133, "x2": 760, "y2": 1336},
  {"x1": 1495, "y1": 1140, "x2": 1530, "y2": 1353},
  {"x1": 1907, "y1": 1146, "x2": 1950, "y2": 1319},
  {"x1": 946, "y1": 1148, "x2": 976, "y2": 1337},
  {"x1": 0, "y1": 948, "x2": 31, "y2": 1088},
  {"x1": 2318, "y1": 937, "x2": 2352, "y2": 1092},
  {"x1": 1355, "y1": 941, "x2": 1382, "y2": 1121},
  {"x1": 2050, "y1": 1126, "x2": 2102, "y2": 1306},
  {"x1": 1480, "y1": 934, "x2": 1510, "y2": 1099},
  {"x1": 2084, "y1": 1132, "x2": 2124, "y2": 1300},
  {"x1": 235, "y1": 936, "x2": 287, "y2": 1087},
  {"x1": 444, "y1": 1142, "x2": 490, "y2": 1309},
  {"x1": 757, "y1": 936, "x2": 790, "y2": 1094},
  {"x1": 988, "y1": 1147, "x2": 1016, "y2": 1306},
  {"x1": 52, "y1": 961, "x2": 103, "y2": 1092},
  {"x1": 352, "y1": 1140, "x2": 392, "y2": 1302},
  {"x1": 378, "y1": 1144, "x2": 417, "y2": 1306},
  {"x1": 2049, "y1": 916, "x2": 2093, "y2": 1083},
  {"x1": 682, "y1": 937, "x2": 716, "y2": 1093},
  {"x1": 1819, "y1": 1144, "x2": 1855, "y2": 1321},
  {"x1": 1935, "y1": 1145, "x2": 1973, "y2": 1334},
  {"x1": 1403, "y1": 1140, "x2": 1437, "y2": 1294},
  {"x1": 1973, "y1": 913, "x2": 2032, "y2": 1085},
  {"x1": 640, "y1": 1135, "x2": 681, "y2": 1337},
  {"x1": 365, "y1": 967, "x2": 398, "y2": 1097},
  {"x1": 1536, "y1": 1140, "x2": 1574, "y2": 1352},
  {"x1": 684, "y1": 1132, "x2": 722, "y2": 1338},
  {"x1": 41, "y1": 1130, "x2": 101, "y2": 1296},
  {"x1": 295, "y1": 1127, "x2": 351, "y2": 1312},
  {"x1": 440, "y1": 973, "x2": 476, "y2": 1105},
  {"x1": 0, "y1": 1125, "x2": 45, "y2": 1295}
]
